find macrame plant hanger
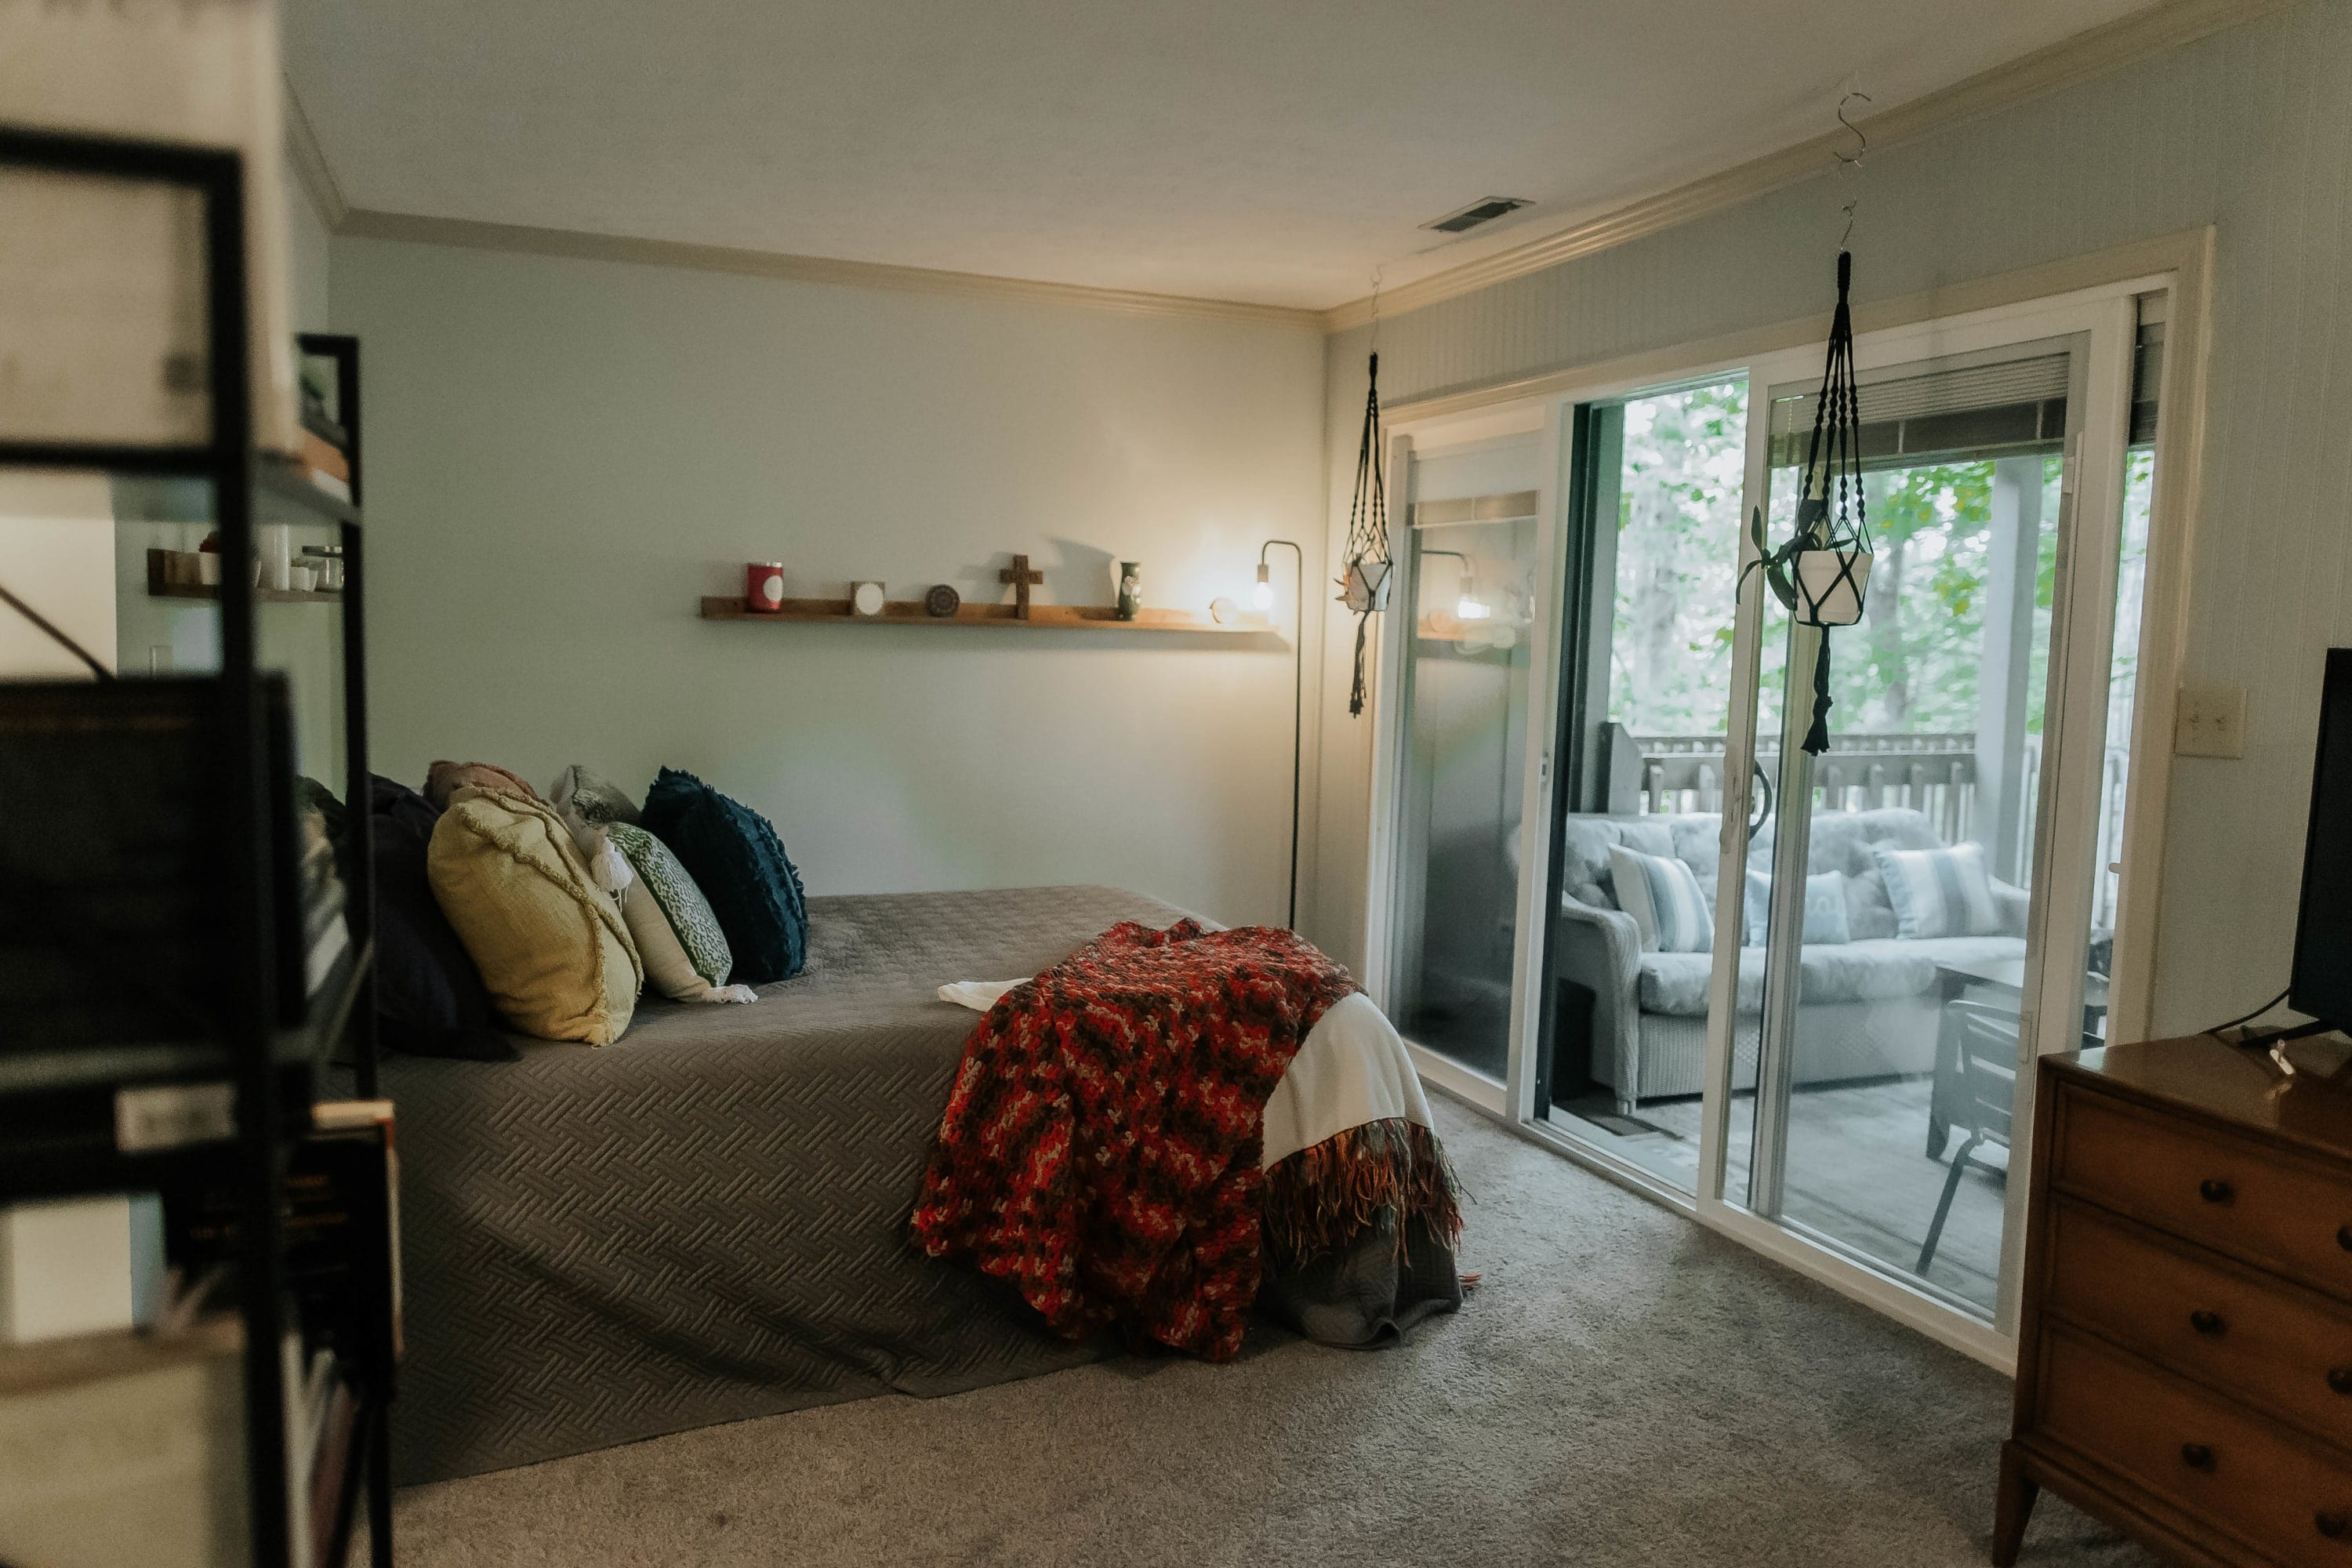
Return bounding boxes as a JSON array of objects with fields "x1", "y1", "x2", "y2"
[
  {"x1": 1341, "y1": 273, "x2": 1392, "y2": 717},
  {"x1": 1748, "y1": 93, "x2": 1875, "y2": 755}
]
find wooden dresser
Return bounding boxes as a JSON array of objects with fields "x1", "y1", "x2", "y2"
[{"x1": 2002, "y1": 1034, "x2": 2352, "y2": 1567}]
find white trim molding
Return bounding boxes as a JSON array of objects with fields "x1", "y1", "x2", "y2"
[
  {"x1": 281, "y1": 77, "x2": 348, "y2": 229},
  {"x1": 1318, "y1": 0, "x2": 2286, "y2": 332},
  {"x1": 330, "y1": 209, "x2": 1324, "y2": 331}
]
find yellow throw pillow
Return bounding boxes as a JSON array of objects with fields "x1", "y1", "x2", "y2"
[{"x1": 426, "y1": 789, "x2": 643, "y2": 1044}]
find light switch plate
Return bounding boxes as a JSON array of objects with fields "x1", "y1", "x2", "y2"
[{"x1": 2176, "y1": 681, "x2": 2248, "y2": 758}]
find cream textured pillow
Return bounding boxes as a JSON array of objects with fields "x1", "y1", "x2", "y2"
[
  {"x1": 607, "y1": 822, "x2": 757, "y2": 1005},
  {"x1": 427, "y1": 789, "x2": 643, "y2": 1044}
]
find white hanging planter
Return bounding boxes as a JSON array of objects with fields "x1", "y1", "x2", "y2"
[
  {"x1": 1795, "y1": 546, "x2": 1872, "y2": 627},
  {"x1": 1342, "y1": 557, "x2": 1392, "y2": 615}
]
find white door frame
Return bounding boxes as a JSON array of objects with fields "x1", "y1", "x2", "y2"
[
  {"x1": 1365, "y1": 410, "x2": 1559, "y2": 1119},
  {"x1": 1356, "y1": 233, "x2": 2213, "y2": 1374}
]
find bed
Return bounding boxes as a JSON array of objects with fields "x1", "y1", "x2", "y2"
[{"x1": 373, "y1": 885, "x2": 1456, "y2": 1484}]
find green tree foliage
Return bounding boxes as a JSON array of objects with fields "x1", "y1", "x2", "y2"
[
  {"x1": 1609, "y1": 382, "x2": 1748, "y2": 733},
  {"x1": 1610, "y1": 383, "x2": 2089, "y2": 741}
]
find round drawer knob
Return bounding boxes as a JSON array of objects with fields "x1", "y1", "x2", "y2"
[
  {"x1": 2190, "y1": 1309, "x2": 2227, "y2": 1337},
  {"x1": 2200, "y1": 1178, "x2": 2234, "y2": 1204},
  {"x1": 2329, "y1": 1367, "x2": 2352, "y2": 1396},
  {"x1": 2182, "y1": 1443, "x2": 2217, "y2": 1472},
  {"x1": 2320, "y1": 1511, "x2": 2350, "y2": 1539}
]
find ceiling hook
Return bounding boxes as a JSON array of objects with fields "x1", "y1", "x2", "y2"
[
  {"x1": 1833, "y1": 91, "x2": 1870, "y2": 250},
  {"x1": 1834, "y1": 91, "x2": 1871, "y2": 169}
]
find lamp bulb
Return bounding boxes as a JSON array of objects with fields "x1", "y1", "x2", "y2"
[
  {"x1": 1253, "y1": 579, "x2": 1274, "y2": 611},
  {"x1": 1457, "y1": 597, "x2": 1490, "y2": 620}
]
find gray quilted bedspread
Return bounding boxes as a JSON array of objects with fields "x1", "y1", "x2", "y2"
[{"x1": 379, "y1": 885, "x2": 1192, "y2": 1483}]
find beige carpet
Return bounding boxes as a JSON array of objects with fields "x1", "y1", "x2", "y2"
[{"x1": 386, "y1": 1094, "x2": 2151, "y2": 1568}]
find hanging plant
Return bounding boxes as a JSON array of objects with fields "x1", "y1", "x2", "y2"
[
  {"x1": 1340, "y1": 350, "x2": 1391, "y2": 716},
  {"x1": 1749, "y1": 248, "x2": 1874, "y2": 755}
]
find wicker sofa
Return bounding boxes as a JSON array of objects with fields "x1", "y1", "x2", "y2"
[{"x1": 1553, "y1": 808, "x2": 2029, "y2": 1112}]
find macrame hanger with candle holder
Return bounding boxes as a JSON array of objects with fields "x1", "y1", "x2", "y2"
[
  {"x1": 1745, "y1": 93, "x2": 1875, "y2": 755},
  {"x1": 1341, "y1": 270, "x2": 1392, "y2": 717}
]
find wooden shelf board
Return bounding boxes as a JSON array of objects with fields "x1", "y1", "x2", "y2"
[
  {"x1": 700, "y1": 596, "x2": 1269, "y2": 634},
  {"x1": 147, "y1": 548, "x2": 342, "y2": 604}
]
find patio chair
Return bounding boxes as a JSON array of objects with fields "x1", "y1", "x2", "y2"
[{"x1": 1917, "y1": 1000, "x2": 2019, "y2": 1276}]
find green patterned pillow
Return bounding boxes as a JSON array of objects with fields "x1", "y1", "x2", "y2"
[{"x1": 606, "y1": 822, "x2": 755, "y2": 1004}]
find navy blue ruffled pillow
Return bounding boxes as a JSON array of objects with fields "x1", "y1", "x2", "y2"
[{"x1": 639, "y1": 768, "x2": 808, "y2": 984}]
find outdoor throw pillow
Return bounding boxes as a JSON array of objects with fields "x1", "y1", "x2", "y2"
[
  {"x1": 1609, "y1": 844, "x2": 1711, "y2": 954},
  {"x1": 639, "y1": 768, "x2": 809, "y2": 984},
  {"x1": 607, "y1": 822, "x2": 757, "y2": 1004},
  {"x1": 427, "y1": 789, "x2": 643, "y2": 1044},
  {"x1": 547, "y1": 763, "x2": 643, "y2": 827},
  {"x1": 1743, "y1": 869, "x2": 1854, "y2": 946},
  {"x1": 1871, "y1": 840, "x2": 2002, "y2": 939}
]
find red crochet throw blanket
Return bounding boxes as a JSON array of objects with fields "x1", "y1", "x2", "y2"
[{"x1": 911, "y1": 920, "x2": 1358, "y2": 1359}]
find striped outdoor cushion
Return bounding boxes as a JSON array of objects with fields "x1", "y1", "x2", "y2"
[
  {"x1": 1871, "y1": 840, "x2": 2002, "y2": 939},
  {"x1": 1609, "y1": 844, "x2": 1713, "y2": 954}
]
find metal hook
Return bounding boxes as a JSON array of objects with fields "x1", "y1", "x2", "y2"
[
  {"x1": 1834, "y1": 92, "x2": 1871, "y2": 168},
  {"x1": 1834, "y1": 92, "x2": 1870, "y2": 249}
]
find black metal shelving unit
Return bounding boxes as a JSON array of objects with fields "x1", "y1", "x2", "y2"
[{"x1": 0, "y1": 125, "x2": 387, "y2": 1567}]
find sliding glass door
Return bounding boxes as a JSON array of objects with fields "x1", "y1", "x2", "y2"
[
  {"x1": 1736, "y1": 332, "x2": 2091, "y2": 1319},
  {"x1": 1373, "y1": 279, "x2": 2165, "y2": 1350},
  {"x1": 1381, "y1": 432, "x2": 1546, "y2": 1082},
  {"x1": 1726, "y1": 295, "x2": 2143, "y2": 1333},
  {"x1": 1538, "y1": 379, "x2": 1751, "y2": 1196}
]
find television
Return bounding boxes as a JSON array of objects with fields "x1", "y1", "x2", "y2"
[{"x1": 2288, "y1": 648, "x2": 2352, "y2": 1034}]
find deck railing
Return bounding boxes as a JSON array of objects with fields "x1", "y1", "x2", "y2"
[
  {"x1": 1627, "y1": 728, "x2": 2131, "y2": 930},
  {"x1": 1627, "y1": 731, "x2": 1980, "y2": 846}
]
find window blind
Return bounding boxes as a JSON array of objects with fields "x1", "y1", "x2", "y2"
[{"x1": 1769, "y1": 352, "x2": 2071, "y2": 469}]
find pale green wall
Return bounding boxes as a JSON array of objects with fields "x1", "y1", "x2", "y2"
[
  {"x1": 1316, "y1": 0, "x2": 2352, "y2": 1031},
  {"x1": 330, "y1": 237, "x2": 1328, "y2": 926},
  {"x1": 283, "y1": 154, "x2": 331, "y2": 335}
]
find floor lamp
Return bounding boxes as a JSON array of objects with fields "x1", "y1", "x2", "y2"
[{"x1": 1256, "y1": 539, "x2": 1304, "y2": 930}]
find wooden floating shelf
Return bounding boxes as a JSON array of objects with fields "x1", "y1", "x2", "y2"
[
  {"x1": 147, "y1": 549, "x2": 342, "y2": 603},
  {"x1": 700, "y1": 596, "x2": 1271, "y2": 635}
]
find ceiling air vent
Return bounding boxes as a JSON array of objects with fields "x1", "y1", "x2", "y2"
[{"x1": 1422, "y1": 196, "x2": 1530, "y2": 234}]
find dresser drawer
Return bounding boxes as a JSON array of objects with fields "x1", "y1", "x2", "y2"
[
  {"x1": 2039, "y1": 1327, "x2": 2352, "y2": 1568},
  {"x1": 2049, "y1": 1198, "x2": 2352, "y2": 1443},
  {"x1": 2058, "y1": 1087, "x2": 2352, "y2": 1298}
]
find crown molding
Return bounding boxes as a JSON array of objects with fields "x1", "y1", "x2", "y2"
[
  {"x1": 332, "y1": 209, "x2": 1325, "y2": 330},
  {"x1": 1319, "y1": 0, "x2": 2291, "y2": 332},
  {"x1": 281, "y1": 77, "x2": 348, "y2": 228}
]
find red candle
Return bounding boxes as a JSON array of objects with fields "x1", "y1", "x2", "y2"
[{"x1": 746, "y1": 562, "x2": 785, "y2": 612}]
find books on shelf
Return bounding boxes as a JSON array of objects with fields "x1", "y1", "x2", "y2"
[
  {"x1": 171, "y1": 1101, "x2": 404, "y2": 1367},
  {"x1": 292, "y1": 464, "x2": 352, "y2": 504},
  {"x1": 296, "y1": 430, "x2": 349, "y2": 486}
]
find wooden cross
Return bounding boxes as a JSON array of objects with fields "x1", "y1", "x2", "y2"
[{"x1": 999, "y1": 553, "x2": 1044, "y2": 619}]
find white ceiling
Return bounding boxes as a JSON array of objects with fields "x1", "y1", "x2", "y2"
[{"x1": 285, "y1": 0, "x2": 2161, "y2": 313}]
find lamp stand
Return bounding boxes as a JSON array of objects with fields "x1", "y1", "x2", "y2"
[{"x1": 1261, "y1": 539, "x2": 1305, "y2": 930}]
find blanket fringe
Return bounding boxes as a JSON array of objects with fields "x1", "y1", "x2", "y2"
[{"x1": 1261, "y1": 1119, "x2": 1464, "y2": 1268}]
